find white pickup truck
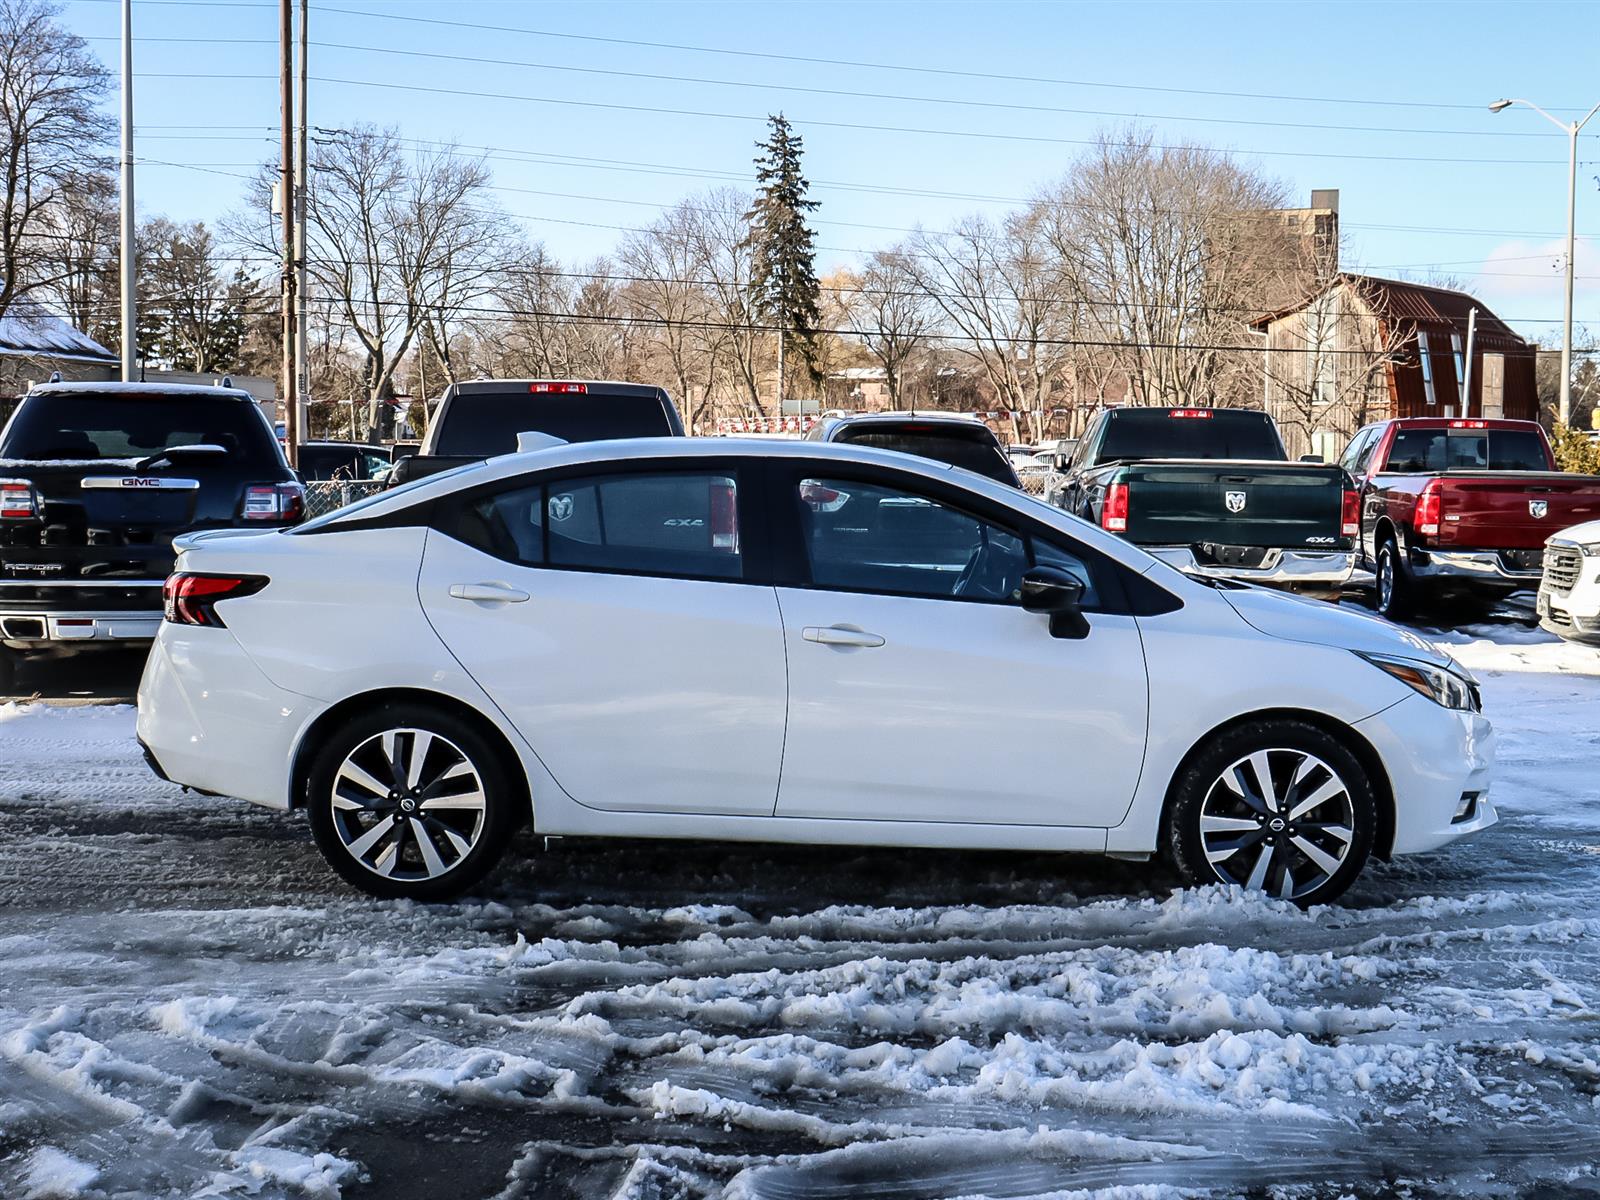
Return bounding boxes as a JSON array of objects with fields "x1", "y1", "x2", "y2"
[{"x1": 1538, "y1": 519, "x2": 1600, "y2": 645}]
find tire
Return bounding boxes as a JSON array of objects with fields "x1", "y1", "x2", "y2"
[
  {"x1": 306, "y1": 702, "x2": 519, "y2": 900},
  {"x1": 1167, "y1": 718, "x2": 1377, "y2": 907},
  {"x1": 1374, "y1": 537, "x2": 1413, "y2": 620}
]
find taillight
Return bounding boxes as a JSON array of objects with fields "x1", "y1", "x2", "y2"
[
  {"x1": 1449, "y1": 420, "x2": 1488, "y2": 429},
  {"x1": 0, "y1": 481, "x2": 39, "y2": 520},
  {"x1": 1168, "y1": 408, "x2": 1213, "y2": 419},
  {"x1": 800, "y1": 481, "x2": 849, "y2": 514},
  {"x1": 709, "y1": 481, "x2": 738, "y2": 552},
  {"x1": 1341, "y1": 489, "x2": 1360, "y2": 538},
  {"x1": 242, "y1": 482, "x2": 305, "y2": 522},
  {"x1": 1416, "y1": 482, "x2": 1442, "y2": 539},
  {"x1": 1103, "y1": 482, "x2": 1129, "y2": 532},
  {"x1": 162, "y1": 573, "x2": 268, "y2": 627},
  {"x1": 529, "y1": 382, "x2": 587, "y2": 394}
]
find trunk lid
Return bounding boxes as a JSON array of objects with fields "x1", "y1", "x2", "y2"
[
  {"x1": 1119, "y1": 459, "x2": 1348, "y2": 549},
  {"x1": 1432, "y1": 473, "x2": 1600, "y2": 550}
]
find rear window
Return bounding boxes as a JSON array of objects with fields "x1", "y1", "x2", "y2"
[
  {"x1": 1384, "y1": 428, "x2": 1549, "y2": 473},
  {"x1": 1096, "y1": 411, "x2": 1284, "y2": 463},
  {"x1": 0, "y1": 393, "x2": 281, "y2": 469},
  {"x1": 833, "y1": 427, "x2": 1018, "y2": 485},
  {"x1": 432, "y1": 391, "x2": 673, "y2": 457}
]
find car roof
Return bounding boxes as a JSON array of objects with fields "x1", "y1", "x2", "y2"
[
  {"x1": 821, "y1": 411, "x2": 989, "y2": 430},
  {"x1": 23, "y1": 380, "x2": 260, "y2": 401},
  {"x1": 444, "y1": 379, "x2": 669, "y2": 397}
]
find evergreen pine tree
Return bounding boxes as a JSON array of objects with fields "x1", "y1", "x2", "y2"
[{"x1": 746, "y1": 114, "x2": 822, "y2": 400}]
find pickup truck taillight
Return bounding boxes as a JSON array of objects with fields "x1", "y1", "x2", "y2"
[
  {"x1": 0, "y1": 481, "x2": 40, "y2": 520},
  {"x1": 241, "y1": 482, "x2": 305, "y2": 522},
  {"x1": 1415, "y1": 481, "x2": 1443, "y2": 540},
  {"x1": 709, "y1": 481, "x2": 738, "y2": 552},
  {"x1": 1102, "y1": 482, "x2": 1129, "y2": 532},
  {"x1": 1341, "y1": 489, "x2": 1360, "y2": 538},
  {"x1": 163, "y1": 573, "x2": 269, "y2": 627}
]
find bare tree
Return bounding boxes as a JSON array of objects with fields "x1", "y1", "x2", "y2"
[
  {"x1": 847, "y1": 247, "x2": 938, "y2": 410},
  {"x1": 618, "y1": 199, "x2": 717, "y2": 428},
  {"x1": 485, "y1": 241, "x2": 574, "y2": 378},
  {"x1": 908, "y1": 209, "x2": 1074, "y2": 440},
  {"x1": 1038, "y1": 129, "x2": 1311, "y2": 410},
  {"x1": 688, "y1": 187, "x2": 764, "y2": 418},
  {"x1": 31, "y1": 173, "x2": 116, "y2": 340},
  {"x1": 232, "y1": 126, "x2": 506, "y2": 439},
  {"x1": 136, "y1": 218, "x2": 255, "y2": 372},
  {"x1": 0, "y1": 0, "x2": 111, "y2": 324}
]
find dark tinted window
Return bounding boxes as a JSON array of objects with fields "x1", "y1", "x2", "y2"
[
  {"x1": 432, "y1": 391, "x2": 673, "y2": 456},
  {"x1": 298, "y1": 444, "x2": 367, "y2": 481},
  {"x1": 1095, "y1": 411, "x2": 1284, "y2": 463},
  {"x1": 456, "y1": 483, "x2": 545, "y2": 565},
  {"x1": 0, "y1": 394, "x2": 281, "y2": 468},
  {"x1": 1383, "y1": 428, "x2": 1549, "y2": 473},
  {"x1": 548, "y1": 472, "x2": 741, "y2": 579},
  {"x1": 799, "y1": 477, "x2": 1026, "y2": 602},
  {"x1": 832, "y1": 426, "x2": 1019, "y2": 485}
]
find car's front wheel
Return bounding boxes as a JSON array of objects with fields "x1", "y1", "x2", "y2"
[
  {"x1": 306, "y1": 704, "x2": 518, "y2": 900},
  {"x1": 1167, "y1": 719, "x2": 1376, "y2": 907}
]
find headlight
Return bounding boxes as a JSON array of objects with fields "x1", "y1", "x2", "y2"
[
  {"x1": 1576, "y1": 541, "x2": 1600, "y2": 558},
  {"x1": 1356, "y1": 652, "x2": 1480, "y2": 712}
]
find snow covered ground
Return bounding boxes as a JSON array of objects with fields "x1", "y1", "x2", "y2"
[{"x1": 2, "y1": 624, "x2": 1598, "y2": 1199}]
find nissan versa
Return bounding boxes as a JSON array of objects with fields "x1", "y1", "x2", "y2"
[{"x1": 136, "y1": 438, "x2": 1496, "y2": 905}]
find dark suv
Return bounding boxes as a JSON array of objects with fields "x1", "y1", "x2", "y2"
[{"x1": 0, "y1": 381, "x2": 302, "y2": 688}]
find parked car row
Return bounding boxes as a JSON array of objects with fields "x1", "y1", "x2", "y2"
[{"x1": 15, "y1": 375, "x2": 1590, "y2": 908}]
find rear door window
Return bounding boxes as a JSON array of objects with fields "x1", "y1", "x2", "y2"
[
  {"x1": 1096, "y1": 412, "x2": 1285, "y2": 462},
  {"x1": 832, "y1": 426, "x2": 1018, "y2": 485},
  {"x1": 0, "y1": 393, "x2": 281, "y2": 469},
  {"x1": 451, "y1": 471, "x2": 743, "y2": 581}
]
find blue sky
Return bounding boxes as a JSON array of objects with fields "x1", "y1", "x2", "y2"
[{"x1": 61, "y1": 0, "x2": 1600, "y2": 346}]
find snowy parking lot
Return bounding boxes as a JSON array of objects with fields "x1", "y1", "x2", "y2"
[{"x1": 2, "y1": 622, "x2": 1599, "y2": 1199}]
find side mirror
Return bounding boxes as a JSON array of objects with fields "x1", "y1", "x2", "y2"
[{"x1": 1019, "y1": 566, "x2": 1090, "y2": 640}]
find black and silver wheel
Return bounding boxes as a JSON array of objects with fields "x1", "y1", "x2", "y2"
[
  {"x1": 307, "y1": 704, "x2": 517, "y2": 900},
  {"x1": 1375, "y1": 538, "x2": 1412, "y2": 620},
  {"x1": 1168, "y1": 720, "x2": 1376, "y2": 906}
]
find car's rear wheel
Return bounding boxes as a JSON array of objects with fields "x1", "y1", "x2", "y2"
[
  {"x1": 1375, "y1": 538, "x2": 1414, "y2": 620},
  {"x1": 1167, "y1": 719, "x2": 1376, "y2": 907},
  {"x1": 306, "y1": 704, "x2": 517, "y2": 900}
]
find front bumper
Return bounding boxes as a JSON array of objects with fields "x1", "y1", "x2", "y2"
[
  {"x1": 1355, "y1": 692, "x2": 1497, "y2": 857},
  {"x1": 1537, "y1": 552, "x2": 1600, "y2": 644},
  {"x1": 1145, "y1": 545, "x2": 1355, "y2": 587},
  {"x1": 1409, "y1": 549, "x2": 1542, "y2": 586}
]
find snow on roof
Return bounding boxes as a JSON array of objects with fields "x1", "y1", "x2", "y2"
[
  {"x1": 24, "y1": 380, "x2": 259, "y2": 400},
  {"x1": 0, "y1": 296, "x2": 117, "y2": 362}
]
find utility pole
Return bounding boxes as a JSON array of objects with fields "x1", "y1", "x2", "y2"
[
  {"x1": 279, "y1": 0, "x2": 298, "y2": 466},
  {"x1": 295, "y1": 0, "x2": 309, "y2": 443},
  {"x1": 118, "y1": 0, "x2": 136, "y2": 382}
]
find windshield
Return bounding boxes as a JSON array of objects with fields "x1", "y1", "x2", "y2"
[
  {"x1": 1096, "y1": 411, "x2": 1285, "y2": 463},
  {"x1": 0, "y1": 393, "x2": 282, "y2": 469},
  {"x1": 1384, "y1": 428, "x2": 1549, "y2": 473},
  {"x1": 834, "y1": 427, "x2": 1019, "y2": 485},
  {"x1": 432, "y1": 391, "x2": 674, "y2": 456}
]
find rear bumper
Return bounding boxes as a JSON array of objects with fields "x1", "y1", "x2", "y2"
[
  {"x1": 1409, "y1": 549, "x2": 1541, "y2": 585},
  {"x1": 1145, "y1": 545, "x2": 1355, "y2": 587},
  {"x1": 1, "y1": 607, "x2": 162, "y2": 644}
]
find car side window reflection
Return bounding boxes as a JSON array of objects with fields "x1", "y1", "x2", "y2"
[
  {"x1": 453, "y1": 472, "x2": 743, "y2": 581},
  {"x1": 799, "y1": 476, "x2": 1027, "y2": 602},
  {"x1": 1030, "y1": 539, "x2": 1100, "y2": 608}
]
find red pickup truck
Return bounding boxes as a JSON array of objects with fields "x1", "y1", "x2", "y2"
[{"x1": 1336, "y1": 417, "x2": 1600, "y2": 618}]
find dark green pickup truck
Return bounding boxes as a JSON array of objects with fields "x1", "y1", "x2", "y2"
[{"x1": 1046, "y1": 407, "x2": 1359, "y2": 595}]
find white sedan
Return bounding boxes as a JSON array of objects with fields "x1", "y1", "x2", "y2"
[{"x1": 137, "y1": 438, "x2": 1496, "y2": 905}]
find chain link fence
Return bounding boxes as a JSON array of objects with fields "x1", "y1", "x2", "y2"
[{"x1": 303, "y1": 480, "x2": 387, "y2": 519}]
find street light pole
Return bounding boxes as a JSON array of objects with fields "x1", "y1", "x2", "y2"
[{"x1": 1491, "y1": 97, "x2": 1600, "y2": 427}]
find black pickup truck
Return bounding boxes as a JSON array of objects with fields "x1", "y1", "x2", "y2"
[
  {"x1": 0, "y1": 381, "x2": 303, "y2": 690},
  {"x1": 390, "y1": 379, "x2": 685, "y2": 485},
  {"x1": 1047, "y1": 406, "x2": 1358, "y2": 596}
]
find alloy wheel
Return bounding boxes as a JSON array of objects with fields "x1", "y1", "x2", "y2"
[
  {"x1": 1198, "y1": 748, "x2": 1357, "y2": 901},
  {"x1": 1377, "y1": 551, "x2": 1394, "y2": 612},
  {"x1": 327, "y1": 727, "x2": 487, "y2": 882}
]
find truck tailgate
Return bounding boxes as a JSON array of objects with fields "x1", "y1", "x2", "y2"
[
  {"x1": 1121, "y1": 460, "x2": 1347, "y2": 548},
  {"x1": 1435, "y1": 473, "x2": 1600, "y2": 550}
]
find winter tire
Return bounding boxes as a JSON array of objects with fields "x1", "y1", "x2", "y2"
[
  {"x1": 1167, "y1": 719, "x2": 1376, "y2": 907},
  {"x1": 307, "y1": 703, "x2": 518, "y2": 900}
]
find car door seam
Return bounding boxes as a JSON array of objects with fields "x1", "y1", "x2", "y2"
[{"x1": 769, "y1": 585, "x2": 792, "y2": 818}]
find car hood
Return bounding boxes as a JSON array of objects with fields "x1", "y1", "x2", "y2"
[
  {"x1": 1219, "y1": 584, "x2": 1458, "y2": 670},
  {"x1": 1550, "y1": 518, "x2": 1600, "y2": 545}
]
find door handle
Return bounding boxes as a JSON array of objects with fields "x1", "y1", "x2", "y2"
[
  {"x1": 449, "y1": 583, "x2": 530, "y2": 603},
  {"x1": 803, "y1": 625, "x2": 885, "y2": 648}
]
